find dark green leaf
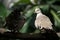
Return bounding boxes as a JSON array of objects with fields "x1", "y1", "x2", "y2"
[{"x1": 0, "y1": 2, "x2": 7, "y2": 19}]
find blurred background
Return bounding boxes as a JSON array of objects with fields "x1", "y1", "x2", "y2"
[{"x1": 0, "y1": 0, "x2": 60, "y2": 40}]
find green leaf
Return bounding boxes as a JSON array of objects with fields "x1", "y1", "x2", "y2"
[
  {"x1": 51, "y1": 9, "x2": 60, "y2": 23},
  {"x1": 25, "y1": 7, "x2": 35, "y2": 19},
  {"x1": 0, "y1": 2, "x2": 7, "y2": 20},
  {"x1": 19, "y1": 0, "x2": 30, "y2": 4},
  {"x1": 20, "y1": 7, "x2": 35, "y2": 33},
  {"x1": 40, "y1": 0, "x2": 56, "y2": 5},
  {"x1": 51, "y1": 9, "x2": 60, "y2": 31},
  {"x1": 40, "y1": 5, "x2": 49, "y2": 13},
  {"x1": 20, "y1": 17, "x2": 32, "y2": 33},
  {"x1": 14, "y1": 0, "x2": 31, "y2": 5},
  {"x1": 14, "y1": 0, "x2": 38, "y2": 5}
]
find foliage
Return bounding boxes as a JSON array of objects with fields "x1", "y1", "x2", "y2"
[
  {"x1": 0, "y1": 0, "x2": 60, "y2": 35},
  {"x1": 0, "y1": 2, "x2": 7, "y2": 28}
]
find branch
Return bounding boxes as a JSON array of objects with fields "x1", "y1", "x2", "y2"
[
  {"x1": 0, "y1": 32, "x2": 42, "y2": 39},
  {"x1": 0, "y1": 29, "x2": 59, "y2": 40}
]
